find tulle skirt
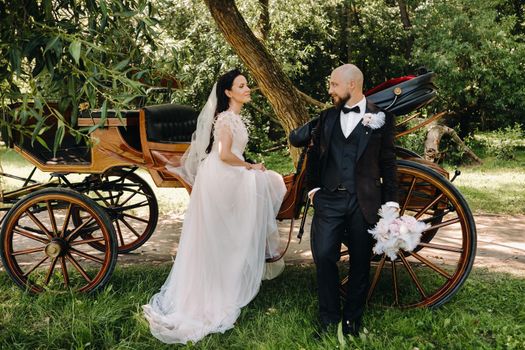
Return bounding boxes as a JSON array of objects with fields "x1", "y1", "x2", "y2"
[{"x1": 143, "y1": 152, "x2": 286, "y2": 344}]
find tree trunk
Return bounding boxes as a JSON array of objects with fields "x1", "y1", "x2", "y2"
[
  {"x1": 255, "y1": 0, "x2": 270, "y2": 41},
  {"x1": 424, "y1": 124, "x2": 482, "y2": 164},
  {"x1": 340, "y1": 0, "x2": 352, "y2": 63},
  {"x1": 205, "y1": 0, "x2": 311, "y2": 163},
  {"x1": 397, "y1": 0, "x2": 412, "y2": 28},
  {"x1": 512, "y1": 0, "x2": 524, "y2": 35},
  {"x1": 396, "y1": 0, "x2": 414, "y2": 61}
]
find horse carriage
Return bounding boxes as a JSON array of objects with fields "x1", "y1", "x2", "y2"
[{"x1": 0, "y1": 70, "x2": 476, "y2": 309}]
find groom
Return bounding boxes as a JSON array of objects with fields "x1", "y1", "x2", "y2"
[{"x1": 306, "y1": 64, "x2": 399, "y2": 336}]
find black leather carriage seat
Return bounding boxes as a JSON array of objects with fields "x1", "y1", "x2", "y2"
[
  {"x1": 19, "y1": 133, "x2": 91, "y2": 165},
  {"x1": 80, "y1": 109, "x2": 142, "y2": 152},
  {"x1": 142, "y1": 104, "x2": 198, "y2": 143}
]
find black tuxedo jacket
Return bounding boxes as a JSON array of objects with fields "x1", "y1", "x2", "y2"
[{"x1": 306, "y1": 100, "x2": 398, "y2": 224}]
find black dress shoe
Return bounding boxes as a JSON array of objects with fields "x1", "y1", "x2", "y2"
[{"x1": 342, "y1": 318, "x2": 360, "y2": 336}]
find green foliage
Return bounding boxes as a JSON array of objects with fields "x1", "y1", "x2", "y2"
[
  {"x1": 2, "y1": 0, "x2": 524, "y2": 155},
  {"x1": 0, "y1": 265, "x2": 524, "y2": 349},
  {"x1": 0, "y1": 0, "x2": 164, "y2": 151},
  {"x1": 395, "y1": 128, "x2": 427, "y2": 157},
  {"x1": 411, "y1": 0, "x2": 525, "y2": 131},
  {"x1": 484, "y1": 123, "x2": 524, "y2": 160},
  {"x1": 436, "y1": 126, "x2": 469, "y2": 166},
  {"x1": 155, "y1": 0, "x2": 341, "y2": 151}
]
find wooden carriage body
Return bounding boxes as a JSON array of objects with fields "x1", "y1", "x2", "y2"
[{"x1": 0, "y1": 70, "x2": 476, "y2": 309}]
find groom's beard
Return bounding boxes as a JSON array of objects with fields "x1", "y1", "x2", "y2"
[{"x1": 332, "y1": 92, "x2": 351, "y2": 109}]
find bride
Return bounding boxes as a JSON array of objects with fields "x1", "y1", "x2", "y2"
[{"x1": 142, "y1": 69, "x2": 287, "y2": 344}]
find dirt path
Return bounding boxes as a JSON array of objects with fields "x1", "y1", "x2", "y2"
[{"x1": 120, "y1": 213, "x2": 525, "y2": 277}]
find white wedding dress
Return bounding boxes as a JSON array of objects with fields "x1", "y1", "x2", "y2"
[{"x1": 143, "y1": 111, "x2": 287, "y2": 344}]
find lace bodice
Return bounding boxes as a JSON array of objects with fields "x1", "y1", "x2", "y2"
[{"x1": 213, "y1": 111, "x2": 249, "y2": 157}]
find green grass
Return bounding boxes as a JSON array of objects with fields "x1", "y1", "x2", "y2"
[
  {"x1": 0, "y1": 264, "x2": 524, "y2": 349},
  {"x1": 443, "y1": 149, "x2": 525, "y2": 215}
]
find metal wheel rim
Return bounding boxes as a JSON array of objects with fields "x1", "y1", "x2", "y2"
[
  {"x1": 340, "y1": 161, "x2": 476, "y2": 308},
  {"x1": 1, "y1": 191, "x2": 116, "y2": 293}
]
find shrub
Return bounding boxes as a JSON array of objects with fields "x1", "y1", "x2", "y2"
[{"x1": 485, "y1": 123, "x2": 524, "y2": 160}]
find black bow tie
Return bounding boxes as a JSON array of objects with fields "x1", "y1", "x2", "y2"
[{"x1": 342, "y1": 105, "x2": 360, "y2": 114}]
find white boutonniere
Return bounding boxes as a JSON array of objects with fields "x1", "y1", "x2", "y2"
[{"x1": 362, "y1": 112, "x2": 385, "y2": 130}]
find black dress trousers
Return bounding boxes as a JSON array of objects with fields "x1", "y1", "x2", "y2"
[{"x1": 311, "y1": 188, "x2": 373, "y2": 325}]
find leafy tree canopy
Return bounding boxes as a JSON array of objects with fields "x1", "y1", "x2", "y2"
[{"x1": 1, "y1": 0, "x2": 523, "y2": 153}]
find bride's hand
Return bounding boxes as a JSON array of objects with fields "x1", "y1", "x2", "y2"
[{"x1": 250, "y1": 163, "x2": 266, "y2": 171}]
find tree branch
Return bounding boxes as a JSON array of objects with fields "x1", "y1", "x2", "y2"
[
  {"x1": 204, "y1": 0, "x2": 311, "y2": 162},
  {"x1": 424, "y1": 124, "x2": 483, "y2": 164},
  {"x1": 295, "y1": 88, "x2": 329, "y2": 110}
]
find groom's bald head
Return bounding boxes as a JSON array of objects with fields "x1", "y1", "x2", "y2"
[
  {"x1": 328, "y1": 64, "x2": 365, "y2": 107},
  {"x1": 333, "y1": 64, "x2": 364, "y2": 90}
]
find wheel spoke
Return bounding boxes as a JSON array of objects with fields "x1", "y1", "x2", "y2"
[
  {"x1": 400, "y1": 176, "x2": 417, "y2": 216},
  {"x1": 122, "y1": 212, "x2": 149, "y2": 224},
  {"x1": 418, "y1": 242, "x2": 463, "y2": 253},
  {"x1": 422, "y1": 217, "x2": 461, "y2": 232},
  {"x1": 44, "y1": 257, "x2": 59, "y2": 285},
  {"x1": 367, "y1": 254, "x2": 386, "y2": 302},
  {"x1": 410, "y1": 251, "x2": 452, "y2": 279},
  {"x1": 104, "y1": 175, "x2": 116, "y2": 206},
  {"x1": 391, "y1": 260, "x2": 400, "y2": 306},
  {"x1": 120, "y1": 217, "x2": 141, "y2": 238},
  {"x1": 60, "y1": 203, "x2": 73, "y2": 238},
  {"x1": 415, "y1": 192, "x2": 446, "y2": 220},
  {"x1": 118, "y1": 190, "x2": 139, "y2": 207},
  {"x1": 115, "y1": 219, "x2": 125, "y2": 246},
  {"x1": 399, "y1": 253, "x2": 427, "y2": 299},
  {"x1": 70, "y1": 237, "x2": 106, "y2": 246},
  {"x1": 60, "y1": 256, "x2": 69, "y2": 287},
  {"x1": 94, "y1": 190, "x2": 111, "y2": 207},
  {"x1": 66, "y1": 217, "x2": 96, "y2": 242},
  {"x1": 46, "y1": 201, "x2": 59, "y2": 236},
  {"x1": 25, "y1": 210, "x2": 53, "y2": 239},
  {"x1": 69, "y1": 248, "x2": 104, "y2": 264},
  {"x1": 119, "y1": 201, "x2": 150, "y2": 211},
  {"x1": 13, "y1": 227, "x2": 49, "y2": 244},
  {"x1": 12, "y1": 246, "x2": 45, "y2": 256},
  {"x1": 23, "y1": 256, "x2": 49, "y2": 277},
  {"x1": 65, "y1": 253, "x2": 92, "y2": 282}
]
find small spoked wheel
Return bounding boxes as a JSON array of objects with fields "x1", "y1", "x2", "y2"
[
  {"x1": 0, "y1": 188, "x2": 117, "y2": 293},
  {"x1": 72, "y1": 167, "x2": 158, "y2": 254},
  {"x1": 340, "y1": 160, "x2": 476, "y2": 308}
]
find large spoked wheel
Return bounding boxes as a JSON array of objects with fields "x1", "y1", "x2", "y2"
[
  {"x1": 0, "y1": 188, "x2": 118, "y2": 293},
  {"x1": 395, "y1": 146, "x2": 422, "y2": 159},
  {"x1": 340, "y1": 160, "x2": 476, "y2": 308},
  {"x1": 72, "y1": 167, "x2": 158, "y2": 254}
]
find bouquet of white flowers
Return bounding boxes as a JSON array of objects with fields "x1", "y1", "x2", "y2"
[{"x1": 368, "y1": 204, "x2": 429, "y2": 260}]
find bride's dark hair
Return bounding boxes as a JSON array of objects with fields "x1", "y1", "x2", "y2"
[{"x1": 206, "y1": 68, "x2": 244, "y2": 153}]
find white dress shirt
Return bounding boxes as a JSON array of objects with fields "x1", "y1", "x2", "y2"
[{"x1": 341, "y1": 97, "x2": 367, "y2": 138}]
